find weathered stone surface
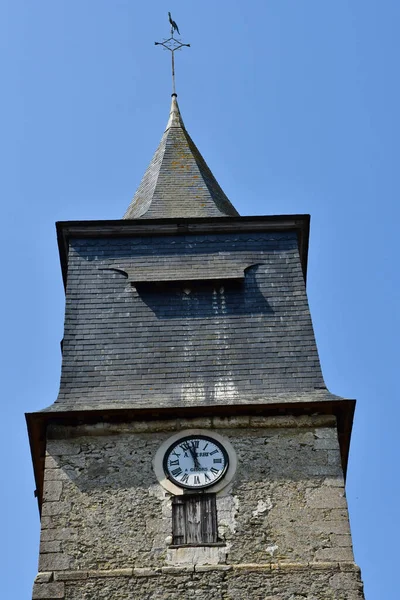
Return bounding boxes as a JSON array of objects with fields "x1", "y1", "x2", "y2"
[
  {"x1": 213, "y1": 416, "x2": 250, "y2": 429},
  {"x1": 40, "y1": 528, "x2": 72, "y2": 542},
  {"x1": 161, "y1": 566, "x2": 194, "y2": 574},
  {"x1": 44, "y1": 454, "x2": 60, "y2": 470},
  {"x1": 32, "y1": 420, "x2": 363, "y2": 598},
  {"x1": 60, "y1": 568, "x2": 364, "y2": 600},
  {"x1": 32, "y1": 582, "x2": 65, "y2": 599},
  {"x1": 177, "y1": 417, "x2": 213, "y2": 430},
  {"x1": 89, "y1": 568, "x2": 133, "y2": 578},
  {"x1": 43, "y1": 481, "x2": 63, "y2": 502},
  {"x1": 39, "y1": 553, "x2": 71, "y2": 571},
  {"x1": 315, "y1": 547, "x2": 354, "y2": 562},
  {"x1": 49, "y1": 440, "x2": 82, "y2": 456},
  {"x1": 47, "y1": 415, "x2": 339, "y2": 439},
  {"x1": 54, "y1": 571, "x2": 88, "y2": 581},
  {"x1": 195, "y1": 564, "x2": 232, "y2": 572},
  {"x1": 315, "y1": 437, "x2": 341, "y2": 450},
  {"x1": 40, "y1": 540, "x2": 62, "y2": 554},
  {"x1": 167, "y1": 545, "x2": 227, "y2": 566},
  {"x1": 41, "y1": 501, "x2": 71, "y2": 517},
  {"x1": 306, "y1": 487, "x2": 348, "y2": 509},
  {"x1": 40, "y1": 517, "x2": 53, "y2": 529},
  {"x1": 34, "y1": 572, "x2": 53, "y2": 584},
  {"x1": 329, "y1": 572, "x2": 363, "y2": 590},
  {"x1": 331, "y1": 533, "x2": 353, "y2": 547},
  {"x1": 133, "y1": 567, "x2": 160, "y2": 577},
  {"x1": 340, "y1": 562, "x2": 361, "y2": 572}
]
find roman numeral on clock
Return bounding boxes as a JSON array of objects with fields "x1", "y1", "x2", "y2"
[
  {"x1": 210, "y1": 467, "x2": 219, "y2": 476},
  {"x1": 210, "y1": 449, "x2": 218, "y2": 455},
  {"x1": 213, "y1": 458, "x2": 222, "y2": 464},
  {"x1": 171, "y1": 467, "x2": 182, "y2": 477},
  {"x1": 193, "y1": 475, "x2": 201, "y2": 485},
  {"x1": 180, "y1": 473, "x2": 189, "y2": 483},
  {"x1": 169, "y1": 459, "x2": 180, "y2": 466}
]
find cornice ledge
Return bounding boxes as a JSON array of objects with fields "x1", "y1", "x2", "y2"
[{"x1": 34, "y1": 561, "x2": 361, "y2": 583}]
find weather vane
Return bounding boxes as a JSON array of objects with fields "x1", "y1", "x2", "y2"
[{"x1": 155, "y1": 13, "x2": 190, "y2": 96}]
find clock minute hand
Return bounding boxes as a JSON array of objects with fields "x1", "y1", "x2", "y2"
[{"x1": 189, "y1": 443, "x2": 201, "y2": 470}]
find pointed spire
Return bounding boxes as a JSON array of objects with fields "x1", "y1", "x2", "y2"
[
  {"x1": 166, "y1": 93, "x2": 184, "y2": 129},
  {"x1": 123, "y1": 95, "x2": 239, "y2": 220}
]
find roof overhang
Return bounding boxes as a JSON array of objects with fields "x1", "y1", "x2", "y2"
[
  {"x1": 56, "y1": 214, "x2": 310, "y2": 290},
  {"x1": 26, "y1": 397, "x2": 355, "y2": 513}
]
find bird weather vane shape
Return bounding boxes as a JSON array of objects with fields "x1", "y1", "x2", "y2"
[{"x1": 155, "y1": 13, "x2": 190, "y2": 96}]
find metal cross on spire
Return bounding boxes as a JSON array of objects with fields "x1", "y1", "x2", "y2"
[{"x1": 155, "y1": 13, "x2": 190, "y2": 96}]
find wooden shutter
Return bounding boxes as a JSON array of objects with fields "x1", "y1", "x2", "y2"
[{"x1": 172, "y1": 494, "x2": 218, "y2": 545}]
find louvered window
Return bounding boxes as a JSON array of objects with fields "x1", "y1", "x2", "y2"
[{"x1": 171, "y1": 494, "x2": 218, "y2": 546}]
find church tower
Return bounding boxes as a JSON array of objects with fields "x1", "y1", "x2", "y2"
[{"x1": 27, "y1": 24, "x2": 365, "y2": 600}]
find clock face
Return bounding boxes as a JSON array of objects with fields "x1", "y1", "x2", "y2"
[{"x1": 163, "y1": 435, "x2": 229, "y2": 490}]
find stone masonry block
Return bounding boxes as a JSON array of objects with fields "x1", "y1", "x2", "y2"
[
  {"x1": 306, "y1": 488, "x2": 347, "y2": 509},
  {"x1": 314, "y1": 438, "x2": 340, "y2": 450},
  {"x1": 41, "y1": 502, "x2": 71, "y2": 517},
  {"x1": 39, "y1": 553, "x2": 71, "y2": 572},
  {"x1": 329, "y1": 572, "x2": 364, "y2": 591},
  {"x1": 330, "y1": 534, "x2": 353, "y2": 547},
  {"x1": 44, "y1": 455, "x2": 60, "y2": 470},
  {"x1": 133, "y1": 568, "x2": 160, "y2": 577},
  {"x1": 44, "y1": 468, "x2": 64, "y2": 482},
  {"x1": 40, "y1": 541, "x2": 62, "y2": 554},
  {"x1": 315, "y1": 521, "x2": 351, "y2": 535},
  {"x1": 328, "y1": 451, "x2": 343, "y2": 467},
  {"x1": 32, "y1": 582, "x2": 65, "y2": 599},
  {"x1": 250, "y1": 415, "x2": 297, "y2": 428},
  {"x1": 89, "y1": 569, "x2": 133, "y2": 578},
  {"x1": 323, "y1": 477, "x2": 345, "y2": 487},
  {"x1": 177, "y1": 417, "x2": 212, "y2": 430},
  {"x1": 54, "y1": 571, "x2": 89, "y2": 582},
  {"x1": 212, "y1": 416, "x2": 250, "y2": 428},
  {"x1": 34, "y1": 573, "x2": 53, "y2": 584},
  {"x1": 315, "y1": 547, "x2": 354, "y2": 562},
  {"x1": 340, "y1": 562, "x2": 361, "y2": 572},
  {"x1": 40, "y1": 528, "x2": 72, "y2": 542},
  {"x1": 48, "y1": 440, "x2": 81, "y2": 456},
  {"x1": 315, "y1": 428, "x2": 337, "y2": 440},
  {"x1": 43, "y1": 481, "x2": 63, "y2": 502},
  {"x1": 39, "y1": 517, "x2": 53, "y2": 530}
]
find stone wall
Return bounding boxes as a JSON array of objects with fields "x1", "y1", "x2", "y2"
[
  {"x1": 33, "y1": 415, "x2": 364, "y2": 599},
  {"x1": 34, "y1": 564, "x2": 364, "y2": 600}
]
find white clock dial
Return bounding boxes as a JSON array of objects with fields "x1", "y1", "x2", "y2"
[{"x1": 163, "y1": 435, "x2": 229, "y2": 489}]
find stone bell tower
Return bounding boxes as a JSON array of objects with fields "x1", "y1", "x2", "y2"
[{"x1": 26, "y1": 46, "x2": 365, "y2": 600}]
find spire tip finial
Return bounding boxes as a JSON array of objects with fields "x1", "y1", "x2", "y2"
[
  {"x1": 166, "y1": 93, "x2": 183, "y2": 130},
  {"x1": 155, "y1": 16, "x2": 190, "y2": 96}
]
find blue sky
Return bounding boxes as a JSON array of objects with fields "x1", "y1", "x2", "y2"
[{"x1": 1, "y1": 1, "x2": 399, "y2": 598}]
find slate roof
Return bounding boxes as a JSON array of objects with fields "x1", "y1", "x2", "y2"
[
  {"x1": 45, "y1": 228, "x2": 340, "y2": 413},
  {"x1": 123, "y1": 95, "x2": 239, "y2": 219}
]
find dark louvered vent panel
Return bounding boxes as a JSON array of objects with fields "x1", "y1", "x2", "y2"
[{"x1": 172, "y1": 494, "x2": 218, "y2": 545}]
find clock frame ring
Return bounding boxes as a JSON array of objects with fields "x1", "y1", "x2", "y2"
[
  {"x1": 163, "y1": 433, "x2": 229, "y2": 490},
  {"x1": 153, "y1": 429, "x2": 237, "y2": 496}
]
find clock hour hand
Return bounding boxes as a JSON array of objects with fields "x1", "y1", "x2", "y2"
[{"x1": 189, "y1": 443, "x2": 201, "y2": 470}]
